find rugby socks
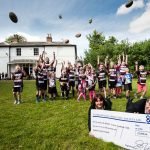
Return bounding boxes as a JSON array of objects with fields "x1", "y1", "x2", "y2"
[
  {"x1": 36, "y1": 94, "x2": 39, "y2": 102},
  {"x1": 72, "y1": 89, "x2": 75, "y2": 97}
]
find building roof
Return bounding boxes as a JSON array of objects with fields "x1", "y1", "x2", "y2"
[
  {"x1": 0, "y1": 42, "x2": 10, "y2": 46},
  {"x1": 0, "y1": 41, "x2": 76, "y2": 47},
  {"x1": 8, "y1": 59, "x2": 37, "y2": 64}
]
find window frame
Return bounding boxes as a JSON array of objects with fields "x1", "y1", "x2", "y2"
[
  {"x1": 33, "y1": 48, "x2": 39, "y2": 56},
  {"x1": 16, "y1": 48, "x2": 21, "y2": 56}
]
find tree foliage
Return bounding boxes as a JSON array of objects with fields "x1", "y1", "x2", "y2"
[
  {"x1": 84, "y1": 30, "x2": 150, "y2": 70},
  {"x1": 5, "y1": 34, "x2": 27, "y2": 43}
]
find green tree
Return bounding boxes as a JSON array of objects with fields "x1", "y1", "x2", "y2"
[
  {"x1": 5, "y1": 34, "x2": 27, "y2": 43},
  {"x1": 84, "y1": 30, "x2": 150, "y2": 70}
]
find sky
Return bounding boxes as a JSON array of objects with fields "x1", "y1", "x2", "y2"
[{"x1": 0, "y1": 0, "x2": 150, "y2": 56}]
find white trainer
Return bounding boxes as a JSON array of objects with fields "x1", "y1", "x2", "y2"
[
  {"x1": 17, "y1": 100, "x2": 20, "y2": 104},
  {"x1": 140, "y1": 96, "x2": 143, "y2": 99},
  {"x1": 14, "y1": 100, "x2": 17, "y2": 104},
  {"x1": 134, "y1": 93, "x2": 137, "y2": 98}
]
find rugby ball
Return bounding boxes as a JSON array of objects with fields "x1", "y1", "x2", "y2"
[
  {"x1": 59, "y1": 15, "x2": 62, "y2": 19},
  {"x1": 9, "y1": 12, "x2": 18, "y2": 23},
  {"x1": 64, "y1": 39, "x2": 69, "y2": 44},
  {"x1": 125, "y1": 0, "x2": 133, "y2": 8},
  {"x1": 89, "y1": 18, "x2": 92, "y2": 24},
  {"x1": 75, "y1": 33, "x2": 81, "y2": 38}
]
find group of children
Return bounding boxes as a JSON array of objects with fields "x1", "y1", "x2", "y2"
[{"x1": 11, "y1": 51, "x2": 149, "y2": 104}]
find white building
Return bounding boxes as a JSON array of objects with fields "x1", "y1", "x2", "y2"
[{"x1": 0, "y1": 34, "x2": 77, "y2": 78}]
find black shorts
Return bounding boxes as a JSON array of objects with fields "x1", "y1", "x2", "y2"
[
  {"x1": 109, "y1": 81, "x2": 116, "y2": 89},
  {"x1": 60, "y1": 84, "x2": 69, "y2": 91},
  {"x1": 37, "y1": 83, "x2": 45, "y2": 90},
  {"x1": 124, "y1": 83, "x2": 132, "y2": 91},
  {"x1": 69, "y1": 81, "x2": 75, "y2": 87},
  {"x1": 98, "y1": 80, "x2": 107, "y2": 89},
  {"x1": 48, "y1": 87, "x2": 57, "y2": 94},
  {"x1": 13, "y1": 87, "x2": 22, "y2": 93},
  {"x1": 88, "y1": 86, "x2": 95, "y2": 91},
  {"x1": 43, "y1": 80, "x2": 48, "y2": 91}
]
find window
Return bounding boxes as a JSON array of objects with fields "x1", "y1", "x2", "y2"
[
  {"x1": 16, "y1": 48, "x2": 21, "y2": 56},
  {"x1": 34, "y1": 48, "x2": 39, "y2": 56}
]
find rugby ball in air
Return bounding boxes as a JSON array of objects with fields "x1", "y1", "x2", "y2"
[
  {"x1": 9, "y1": 12, "x2": 18, "y2": 23},
  {"x1": 125, "y1": 0, "x2": 133, "y2": 8},
  {"x1": 75, "y1": 33, "x2": 81, "y2": 38},
  {"x1": 89, "y1": 18, "x2": 92, "y2": 24},
  {"x1": 59, "y1": 15, "x2": 62, "y2": 19},
  {"x1": 64, "y1": 39, "x2": 69, "y2": 44}
]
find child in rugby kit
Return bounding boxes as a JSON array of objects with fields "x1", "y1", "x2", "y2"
[
  {"x1": 124, "y1": 68, "x2": 133, "y2": 99},
  {"x1": 42, "y1": 63, "x2": 48, "y2": 100},
  {"x1": 45, "y1": 52, "x2": 57, "y2": 96},
  {"x1": 68, "y1": 66, "x2": 75, "y2": 97},
  {"x1": 116, "y1": 72, "x2": 123, "y2": 98},
  {"x1": 86, "y1": 69, "x2": 96, "y2": 102},
  {"x1": 74, "y1": 64, "x2": 79, "y2": 91},
  {"x1": 117, "y1": 54, "x2": 128, "y2": 89},
  {"x1": 48, "y1": 72, "x2": 57, "y2": 100},
  {"x1": 97, "y1": 63, "x2": 107, "y2": 98},
  {"x1": 77, "y1": 82, "x2": 86, "y2": 101},
  {"x1": 78, "y1": 67, "x2": 87, "y2": 94},
  {"x1": 34, "y1": 62, "x2": 45, "y2": 102},
  {"x1": 135, "y1": 62, "x2": 149, "y2": 99},
  {"x1": 59, "y1": 69, "x2": 69, "y2": 100},
  {"x1": 12, "y1": 65, "x2": 25, "y2": 104},
  {"x1": 108, "y1": 64, "x2": 117, "y2": 98},
  {"x1": 47, "y1": 59, "x2": 58, "y2": 96}
]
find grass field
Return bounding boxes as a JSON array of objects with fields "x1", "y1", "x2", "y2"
[{"x1": 0, "y1": 79, "x2": 150, "y2": 150}]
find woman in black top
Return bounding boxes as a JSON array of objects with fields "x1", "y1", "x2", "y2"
[{"x1": 88, "y1": 94, "x2": 112, "y2": 132}]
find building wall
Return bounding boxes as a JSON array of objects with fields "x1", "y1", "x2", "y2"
[
  {"x1": 44, "y1": 46, "x2": 76, "y2": 77},
  {"x1": 10, "y1": 47, "x2": 45, "y2": 61},
  {"x1": 0, "y1": 45, "x2": 76, "y2": 78},
  {"x1": 0, "y1": 47, "x2": 9, "y2": 73}
]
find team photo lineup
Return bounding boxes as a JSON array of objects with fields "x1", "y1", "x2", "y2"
[{"x1": 11, "y1": 51, "x2": 150, "y2": 114}]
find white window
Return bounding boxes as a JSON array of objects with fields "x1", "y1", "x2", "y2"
[
  {"x1": 34, "y1": 48, "x2": 39, "y2": 56},
  {"x1": 16, "y1": 48, "x2": 21, "y2": 56}
]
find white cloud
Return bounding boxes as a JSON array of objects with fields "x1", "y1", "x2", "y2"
[
  {"x1": 17, "y1": 32, "x2": 45, "y2": 41},
  {"x1": 116, "y1": 0, "x2": 144, "y2": 16},
  {"x1": 0, "y1": 32, "x2": 45, "y2": 42},
  {"x1": 129, "y1": 2, "x2": 150, "y2": 33}
]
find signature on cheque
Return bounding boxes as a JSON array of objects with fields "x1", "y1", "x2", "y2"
[{"x1": 133, "y1": 140, "x2": 150, "y2": 150}]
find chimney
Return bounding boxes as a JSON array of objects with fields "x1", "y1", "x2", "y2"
[
  {"x1": 12, "y1": 34, "x2": 18, "y2": 43},
  {"x1": 46, "y1": 34, "x2": 52, "y2": 43}
]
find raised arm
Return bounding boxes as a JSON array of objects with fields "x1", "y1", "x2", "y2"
[
  {"x1": 135, "y1": 61, "x2": 138, "y2": 72},
  {"x1": 122, "y1": 52, "x2": 125, "y2": 62},
  {"x1": 49, "y1": 52, "x2": 56, "y2": 66},
  {"x1": 118, "y1": 55, "x2": 121, "y2": 66},
  {"x1": 61, "y1": 61, "x2": 65, "y2": 73},
  {"x1": 125, "y1": 54, "x2": 128, "y2": 65},
  {"x1": 97, "y1": 55, "x2": 100, "y2": 66},
  {"x1": 40, "y1": 51, "x2": 45, "y2": 63},
  {"x1": 104, "y1": 55, "x2": 108, "y2": 68},
  {"x1": 88, "y1": 63, "x2": 93, "y2": 69},
  {"x1": 54, "y1": 59, "x2": 58, "y2": 68}
]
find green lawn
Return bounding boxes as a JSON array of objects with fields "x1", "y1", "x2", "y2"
[{"x1": 0, "y1": 79, "x2": 150, "y2": 150}]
